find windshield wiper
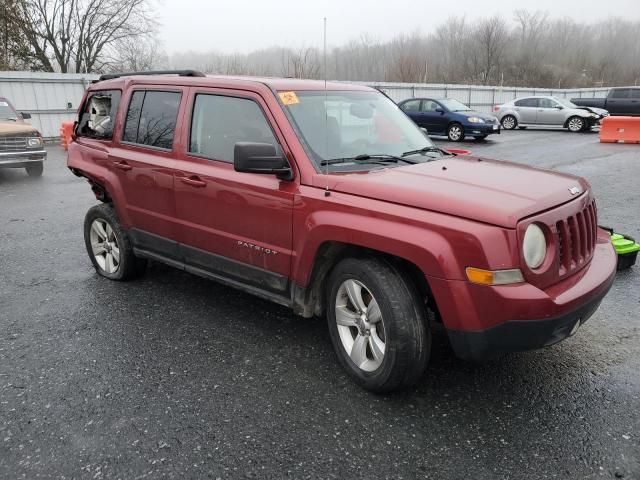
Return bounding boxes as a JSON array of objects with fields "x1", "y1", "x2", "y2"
[
  {"x1": 320, "y1": 154, "x2": 417, "y2": 166},
  {"x1": 0, "y1": 117, "x2": 17, "y2": 122},
  {"x1": 402, "y1": 146, "x2": 451, "y2": 157}
]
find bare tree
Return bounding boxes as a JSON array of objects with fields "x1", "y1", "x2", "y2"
[
  {"x1": 12, "y1": 0, "x2": 156, "y2": 73},
  {"x1": 283, "y1": 47, "x2": 320, "y2": 79},
  {"x1": 474, "y1": 16, "x2": 508, "y2": 84},
  {"x1": 105, "y1": 36, "x2": 167, "y2": 72}
]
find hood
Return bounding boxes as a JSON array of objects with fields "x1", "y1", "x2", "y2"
[
  {"x1": 0, "y1": 121, "x2": 39, "y2": 136},
  {"x1": 575, "y1": 106, "x2": 608, "y2": 117},
  {"x1": 312, "y1": 156, "x2": 589, "y2": 228}
]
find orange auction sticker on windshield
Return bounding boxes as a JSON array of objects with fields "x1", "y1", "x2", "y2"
[{"x1": 278, "y1": 91, "x2": 300, "y2": 105}]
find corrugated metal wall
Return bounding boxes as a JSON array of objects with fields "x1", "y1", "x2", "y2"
[
  {"x1": 0, "y1": 71, "x2": 615, "y2": 137},
  {"x1": 0, "y1": 71, "x2": 98, "y2": 138}
]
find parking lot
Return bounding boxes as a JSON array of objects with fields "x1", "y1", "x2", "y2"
[{"x1": 1, "y1": 129, "x2": 639, "y2": 479}]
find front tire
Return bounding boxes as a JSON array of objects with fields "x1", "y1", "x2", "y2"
[
  {"x1": 326, "y1": 257, "x2": 430, "y2": 393},
  {"x1": 26, "y1": 162, "x2": 43, "y2": 177},
  {"x1": 501, "y1": 115, "x2": 517, "y2": 130},
  {"x1": 447, "y1": 123, "x2": 465, "y2": 142},
  {"x1": 83, "y1": 203, "x2": 147, "y2": 281},
  {"x1": 567, "y1": 116, "x2": 585, "y2": 132}
]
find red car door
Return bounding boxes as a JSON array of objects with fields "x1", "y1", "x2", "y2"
[
  {"x1": 107, "y1": 87, "x2": 187, "y2": 256},
  {"x1": 173, "y1": 87, "x2": 296, "y2": 296}
]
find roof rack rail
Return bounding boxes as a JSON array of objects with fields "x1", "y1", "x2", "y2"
[{"x1": 97, "y1": 70, "x2": 206, "y2": 81}]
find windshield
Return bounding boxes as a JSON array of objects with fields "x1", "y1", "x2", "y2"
[
  {"x1": 281, "y1": 90, "x2": 439, "y2": 171},
  {"x1": 439, "y1": 99, "x2": 472, "y2": 112},
  {"x1": 556, "y1": 98, "x2": 578, "y2": 109},
  {"x1": 0, "y1": 100, "x2": 18, "y2": 120}
]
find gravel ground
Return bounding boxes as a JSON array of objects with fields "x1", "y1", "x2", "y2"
[{"x1": 1, "y1": 130, "x2": 639, "y2": 479}]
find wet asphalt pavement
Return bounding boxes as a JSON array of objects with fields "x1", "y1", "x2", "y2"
[{"x1": 1, "y1": 129, "x2": 639, "y2": 479}]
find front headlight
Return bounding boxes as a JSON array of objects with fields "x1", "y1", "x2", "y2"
[
  {"x1": 28, "y1": 137, "x2": 42, "y2": 147},
  {"x1": 468, "y1": 117, "x2": 485, "y2": 123},
  {"x1": 523, "y1": 223, "x2": 547, "y2": 269}
]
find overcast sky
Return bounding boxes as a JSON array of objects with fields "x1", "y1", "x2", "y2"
[{"x1": 157, "y1": 0, "x2": 639, "y2": 54}]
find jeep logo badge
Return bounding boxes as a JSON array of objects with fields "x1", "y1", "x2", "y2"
[{"x1": 569, "y1": 186, "x2": 581, "y2": 195}]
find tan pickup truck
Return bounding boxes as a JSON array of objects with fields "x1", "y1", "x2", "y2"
[{"x1": 0, "y1": 97, "x2": 46, "y2": 177}]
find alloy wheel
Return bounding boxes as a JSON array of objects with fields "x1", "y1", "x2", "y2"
[
  {"x1": 502, "y1": 116, "x2": 516, "y2": 129},
  {"x1": 568, "y1": 117, "x2": 584, "y2": 132},
  {"x1": 448, "y1": 125, "x2": 463, "y2": 141},
  {"x1": 335, "y1": 279, "x2": 386, "y2": 372},
  {"x1": 89, "y1": 218, "x2": 120, "y2": 274}
]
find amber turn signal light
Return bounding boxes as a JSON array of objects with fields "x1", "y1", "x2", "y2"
[{"x1": 465, "y1": 267, "x2": 525, "y2": 286}]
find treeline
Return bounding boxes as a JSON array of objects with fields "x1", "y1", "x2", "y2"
[
  {"x1": 168, "y1": 11, "x2": 640, "y2": 88},
  {"x1": 1, "y1": 4, "x2": 639, "y2": 88}
]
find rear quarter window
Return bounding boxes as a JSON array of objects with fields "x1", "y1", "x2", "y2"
[{"x1": 77, "y1": 90, "x2": 121, "y2": 139}]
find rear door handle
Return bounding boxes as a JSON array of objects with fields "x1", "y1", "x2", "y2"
[
  {"x1": 113, "y1": 161, "x2": 132, "y2": 171},
  {"x1": 180, "y1": 176, "x2": 207, "y2": 188}
]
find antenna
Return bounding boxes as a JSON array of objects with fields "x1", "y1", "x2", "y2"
[{"x1": 323, "y1": 16, "x2": 330, "y2": 197}]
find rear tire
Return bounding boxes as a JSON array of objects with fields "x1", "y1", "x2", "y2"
[
  {"x1": 326, "y1": 257, "x2": 430, "y2": 393},
  {"x1": 26, "y1": 162, "x2": 43, "y2": 177},
  {"x1": 447, "y1": 123, "x2": 465, "y2": 142},
  {"x1": 501, "y1": 115, "x2": 517, "y2": 130},
  {"x1": 83, "y1": 203, "x2": 147, "y2": 281}
]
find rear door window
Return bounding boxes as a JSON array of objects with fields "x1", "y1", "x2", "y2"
[
  {"x1": 515, "y1": 98, "x2": 539, "y2": 107},
  {"x1": 77, "y1": 90, "x2": 121, "y2": 139},
  {"x1": 122, "y1": 90, "x2": 182, "y2": 150},
  {"x1": 188, "y1": 94, "x2": 278, "y2": 163},
  {"x1": 630, "y1": 89, "x2": 640, "y2": 99}
]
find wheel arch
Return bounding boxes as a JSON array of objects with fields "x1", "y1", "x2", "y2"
[
  {"x1": 291, "y1": 240, "x2": 440, "y2": 321},
  {"x1": 563, "y1": 114, "x2": 588, "y2": 128}
]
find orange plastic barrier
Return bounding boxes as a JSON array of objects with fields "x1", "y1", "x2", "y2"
[
  {"x1": 60, "y1": 121, "x2": 74, "y2": 150},
  {"x1": 599, "y1": 116, "x2": 640, "y2": 144}
]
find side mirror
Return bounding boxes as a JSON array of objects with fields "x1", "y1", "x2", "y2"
[
  {"x1": 234, "y1": 142, "x2": 293, "y2": 180},
  {"x1": 435, "y1": 108, "x2": 444, "y2": 114},
  {"x1": 21, "y1": 112, "x2": 31, "y2": 119},
  {"x1": 555, "y1": 105, "x2": 563, "y2": 110},
  {"x1": 420, "y1": 127, "x2": 429, "y2": 137}
]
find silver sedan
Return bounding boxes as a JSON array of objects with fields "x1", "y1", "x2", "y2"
[{"x1": 494, "y1": 96, "x2": 608, "y2": 132}]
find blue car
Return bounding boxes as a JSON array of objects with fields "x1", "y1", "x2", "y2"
[{"x1": 398, "y1": 97, "x2": 500, "y2": 142}]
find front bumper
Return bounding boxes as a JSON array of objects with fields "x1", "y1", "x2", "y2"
[
  {"x1": 428, "y1": 229, "x2": 617, "y2": 360},
  {"x1": 0, "y1": 150, "x2": 47, "y2": 168},
  {"x1": 465, "y1": 123, "x2": 500, "y2": 136}
]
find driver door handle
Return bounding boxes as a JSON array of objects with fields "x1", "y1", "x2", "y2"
[{"x1": 180, "y1": 176, "x2": 207, "y2": 188}]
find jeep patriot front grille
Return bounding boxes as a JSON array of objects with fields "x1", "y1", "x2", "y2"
[{"x1": 556, "y1": 201, "x2": 598, "y2": 276}]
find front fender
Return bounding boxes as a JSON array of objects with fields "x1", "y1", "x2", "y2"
[{"x1": 291, "y1": 189, "x2": 520, "y2": 287}]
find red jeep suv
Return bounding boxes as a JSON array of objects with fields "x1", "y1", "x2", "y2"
[{"x1": 68, "y1": 71, "x2": 617, "y2": 392}]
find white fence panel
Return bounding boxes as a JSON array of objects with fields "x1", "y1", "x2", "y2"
[
  {"x1": 0, "y1": 71, "x2": 98, "y2": 138},
  {"x1": 0, "y1": 72, "x2": 618, "y2": 137}
]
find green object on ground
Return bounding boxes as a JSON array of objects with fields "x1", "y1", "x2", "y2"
[{"x1": 610, "y1": 232, "x2": 640, "y2": 255}]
